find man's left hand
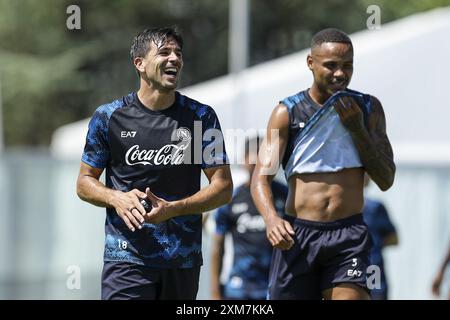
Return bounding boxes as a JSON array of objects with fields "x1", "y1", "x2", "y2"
[
  {"x1": 334, "y1": 96, "x2": 365, "y2": 133},
  {"x1": 143, "y1": 187, "x2": 177, "y2": 224}
]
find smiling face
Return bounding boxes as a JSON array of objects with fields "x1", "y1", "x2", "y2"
[
  {"x1": 134, "y1": 38, "x2": 183, "y2": 91},
  {"x1": 307, "y1": 42, "x2": 354, "y2": 98}
]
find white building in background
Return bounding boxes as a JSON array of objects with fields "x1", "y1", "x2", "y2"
[{"x1": 51, "y1": 7, "x2": 450, "y2": 299}]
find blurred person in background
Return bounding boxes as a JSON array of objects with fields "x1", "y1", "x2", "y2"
[
  {"x1": 363, "y1": 174, "x2": 398, "y2": 300},
  {"x1": 76, "y1": 27, "x2": 232, "y2": 300},
  {"x1": 432, "y1": 241, "x2": 450, "y2": 299},
  {"x1": 251, "y1": 28, "x2": 395, "y2": 300},
  {"x1": 210, "y1": 136, "x2": 287, "y2": 300}
]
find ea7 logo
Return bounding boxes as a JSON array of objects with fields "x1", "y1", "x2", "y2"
[
  {"x1": 347, "y1": 269, "x2": 363, "y2": 277},
  {"x1": 121, "y1": 131, "x2": 136, "y2": 138}
]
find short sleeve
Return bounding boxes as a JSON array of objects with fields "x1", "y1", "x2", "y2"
[
  {"x1": 376, "y1": 203, "x2": 397, "y2": 237},
  {"x1": 81, "y1": 107, "x2": 112, "y2": 168}
]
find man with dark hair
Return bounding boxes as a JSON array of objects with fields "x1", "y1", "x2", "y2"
[
  {"x1": 130, "y1": 27, "x2": 183, "y2": 77},
  {"x1": 76, "y1": 27, "x2": 233, "y2": 300},
  {"x1": 311, "y1": 28, "x2": 352, "y2": 48},
  {"x1": 210, "y1": 137, "x2": 287, "y2": 300},
  {"x1": 251, "y1": 28, "x2": 395, "y2": 300}
]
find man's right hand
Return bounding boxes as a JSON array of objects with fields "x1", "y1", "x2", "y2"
[
  {"x1": 265, "y1": 215, "x2": 295, "y2": 250},
  {"x1": 109, "y1": 189, "x2": 148, "y2": 232}
]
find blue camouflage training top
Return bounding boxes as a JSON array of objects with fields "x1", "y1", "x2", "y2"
[{"x1": 82, "y1": 91, "x2": 228, "y2": 268}]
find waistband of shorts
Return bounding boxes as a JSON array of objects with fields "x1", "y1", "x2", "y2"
[{"x1": 283, "y1": 213, "x2": 364, "y2": 230}]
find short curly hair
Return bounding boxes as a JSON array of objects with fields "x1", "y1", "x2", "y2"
[{"x1": 311, "y1": 28, "x2": 352, "y2": 48}]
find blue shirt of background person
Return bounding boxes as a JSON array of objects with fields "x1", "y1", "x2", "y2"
[
  {"x1": 363, "y1": 174, "x2": 399, "y2": 300},
  {"x1": 210, "y1": 136, "x2": 288, "y2": 300}
]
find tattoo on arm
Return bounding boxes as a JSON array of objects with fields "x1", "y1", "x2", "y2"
[{"x1": 350, "y1": 96, "x2": 396, "y2": 191}]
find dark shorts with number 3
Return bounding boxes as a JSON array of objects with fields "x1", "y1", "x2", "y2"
[{"x1": 267, "y1": 214, "x2": 372, "y2": 300}]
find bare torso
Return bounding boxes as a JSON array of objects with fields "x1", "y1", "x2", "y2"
[{"x1": 286, "y1": 167, "x2": 365, "y2": 222}]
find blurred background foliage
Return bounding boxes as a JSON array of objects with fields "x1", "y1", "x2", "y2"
[{"x1": 0, "y1": 0, "x2": 448, "y2": 146}]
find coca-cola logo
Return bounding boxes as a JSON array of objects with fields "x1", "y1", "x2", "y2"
[{"x1": 125, "y1": 144, "x2": 189, "y2": 166}]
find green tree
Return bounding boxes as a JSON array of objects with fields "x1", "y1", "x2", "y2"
[{"x1": 0, "y1": 0, "x2": 448, "y2": 146}]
